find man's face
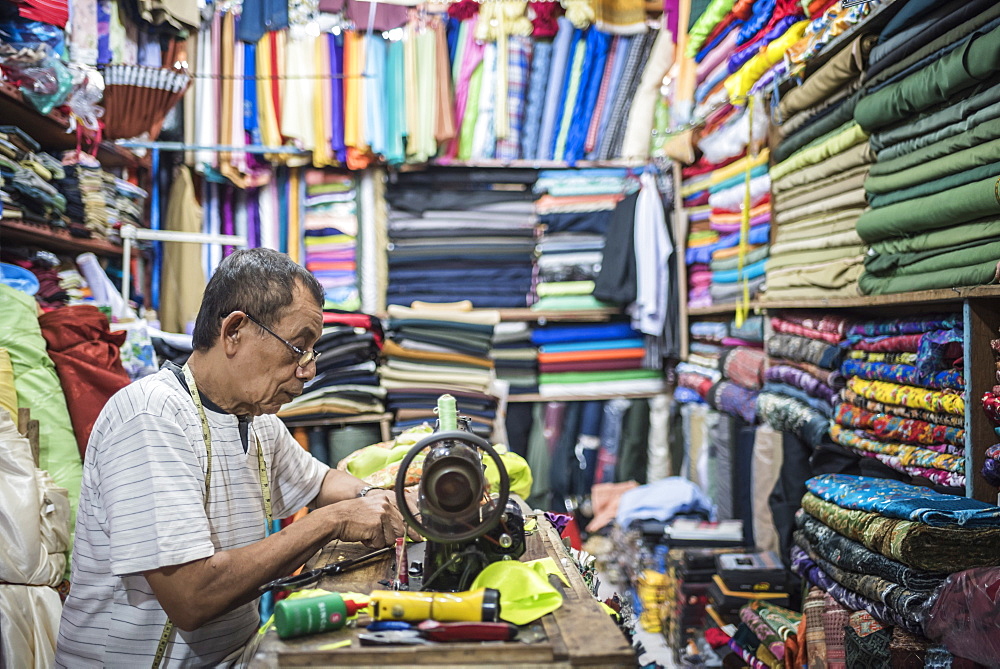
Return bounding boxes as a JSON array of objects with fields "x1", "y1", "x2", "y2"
[{"x1": 236, "y1": 282, "x2": 323, "y2": 416}]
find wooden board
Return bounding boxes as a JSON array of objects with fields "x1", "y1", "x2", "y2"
[{"x1": 253, "y1": 514, "x2": 635, "y2": 668}]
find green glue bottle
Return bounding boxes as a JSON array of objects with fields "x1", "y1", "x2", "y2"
[{"x1": 274, "y1": 593, "x2": 365, "y2": 639}]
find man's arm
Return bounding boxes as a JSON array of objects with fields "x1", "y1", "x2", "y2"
[
  {"x1": 311, "y1": 469, "x2": 422, "y2": 540},
  {"x1": 144, "y1": 494, "x2": 405, "y2": 631}
]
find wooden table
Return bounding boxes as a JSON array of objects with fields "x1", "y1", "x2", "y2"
[{"x1": 252, "y1": 513, "x2": 636, "y2": 668}]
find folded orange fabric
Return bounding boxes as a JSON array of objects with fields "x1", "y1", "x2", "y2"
[{"x1": 537, "y1": 347, "x2": 646, "y2": 364}]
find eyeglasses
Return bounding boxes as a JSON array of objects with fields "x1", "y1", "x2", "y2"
[{"x1": 243, "y1": 313, "x2": 322, "y2": 368}]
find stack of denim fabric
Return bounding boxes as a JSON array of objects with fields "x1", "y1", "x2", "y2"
[
  {"x1": 303, "y1": 170, "x2": 359, "y2": 310},
  {"x1": 385, "y1": 169, "x2": 536, "y2": 309},
  {"x1": 278, "y1": 311, "x2": 385, "y2": 421},
  {"x1": 531, "y1": 169, "x2": 631, "y2": 311},
  {"x1": 380, "y1": 303, "x2": 499, "y2": 438}
]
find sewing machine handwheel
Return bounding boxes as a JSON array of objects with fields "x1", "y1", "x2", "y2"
[{"x1": 394, "y1": 430, "x2": 511, "y2": 545}]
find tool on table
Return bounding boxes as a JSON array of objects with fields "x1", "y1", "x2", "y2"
[
  {"x1": 358, "y1": 620, "x2": 519, "y2": 646},
  {"x1": 392, "y1": 537, "x2": 409, "y2": 589},
  {"x1": 273, "y1": 593, "x2": 365, "y2": 640},
  {"x1": 259, "y1": 545, "x2": 395, "y2": 592},
  {"x1": 395, "y1": 394, "x2": 526, "y2": 591},
  {"x1": 369, "y1": 587, "x2": 501, "y2": 622}
]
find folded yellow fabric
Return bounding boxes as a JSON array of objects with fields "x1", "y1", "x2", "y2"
[
  {"x1": 470, "y1": 560, "x2": 563, "y2": 625},
  {"x1": 725, "y1": 21, "x2": 808, "y2": 101}
]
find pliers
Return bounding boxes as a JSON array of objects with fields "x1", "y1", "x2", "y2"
[{"x1": 259, "y1": 545, "x2": 395, "y2": 593}]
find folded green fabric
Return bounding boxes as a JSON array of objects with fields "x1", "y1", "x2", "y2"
[
  {"x1": 773, "y1": 90, "x2": 863, "y2": 164},
  {"x1": 856, "y1": 175, "x2": 1000, "y2": 243},
  {"x1": 470, "y1": 560, "x2": 563, "y2": 625},
  {"x1": 870, "y1": 117, "x2": 1000, "y2": 177},
  {"x1": 855, "y1": 22, "x2": 1000, "y2": 132},
  {"x1": 775, "y1": 167, "x2": 869, "y2": 213},
  {"x1": 774, "y1": 208, "x2": 865, "y2": 243},
  {"x1": 865, "y1": 238, "x2": 1000, "y2": 277},
  {"x1": 866, "y1": 136, "x2": 1000, "y2": 195},
  {"x1": 530, "y1": 295, "x2": 616, "y2": 311},
  {"x1": 535, "y1": 281, "x2": 595, "y2": 298},
  {"x1": 685, "y1": 0, "x2": 735, "y2": 57},
  {"x1": 766, "y1": 245, "x2": 865, "y2": 271},
  {"x1": 869, "y1": 160, "x2": 1000, "y2": 209},
  {"x1": 770, "y1": 230, "x2": 862, "y2": 257},
  {"x1": 539, "y1": 369, "x2": 660, "y2": 385},
  {"x1": 772, "y1": 123, "x2": 868, "y2": 181},
  {"x1": 773, "y1": 141, "x2": 875, "y2": 194},
  {"x1": 870, "y1": 216, "x2": 1000, "y2": 255},
  {"x1": 858, "y1": 258, "x2": 1000, "y2": 295}
]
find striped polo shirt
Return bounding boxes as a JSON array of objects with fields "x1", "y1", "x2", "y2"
[{"x1": 55, "y1": 367, "x2": 329, "y2": 667}]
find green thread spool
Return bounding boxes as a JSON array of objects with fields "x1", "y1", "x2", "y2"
[{"x1": 437, "y1": 394, "x2": 457, "y2": 431}]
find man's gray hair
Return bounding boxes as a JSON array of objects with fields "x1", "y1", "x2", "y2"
[{"x1": 191, "y1": 248, "x2": 324, "y2": 351}]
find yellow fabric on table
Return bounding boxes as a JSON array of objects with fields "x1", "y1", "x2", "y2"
[
  {"x1": 470, "y1": 560, "x2": 563, "y2": 625},
  {"x1": 0, "y1": 348, "x2": 17, "y2": 419}
]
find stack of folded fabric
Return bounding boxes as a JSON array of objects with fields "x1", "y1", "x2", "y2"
[
  {"x1": 532, "y1": 321, "x2": 663, "y2": 398},
  {"x1": 303, "y1": 170, "x2": 359, "y2": 310},
  {"x1": 791, "y1": 473, "x2": 1000, "y2": 663},
  {"x1": 834, "y1": 314, "x2": 966, "y2": 491},
  {"x1": 854, "y1": 3, "x2": 1000, "y2": 295},
  {"x1": 491, "y1": 322, "x2": 538, "y2": 396},
  {"x1": 532, "y1": 169, "x2": 628, "y2": 312},
  {"x1": 0, "y1": 128, "x2": 68, "y2": 232},
  {"x1": 727, "y1": 601, "x2": 803, "y2": 669},
  {"x1": 385, "y1": 169, "x2": 536, "y2": 309},
  {"x1": 55, "y1": 153, "x2": 114, "y2": 240},
  {"x1": 981, "y1": 326, "x2": 1000, "y2": 487},
  {"x1": 765, "y1": 34, "x2": 877, "y2": 302},
  {"x1": 113, "y1": 178, "x2": 147, "y2": 231},
  {"x1": 278, "y1": 311, "x2": 385, "y2": 424},
  {"x1": 759, "y1": 312, "x2": 849, "y2": 449},
  {"x1": 380, "y1": 303, "x2": 499, "y2": 437},
  {"x1": 706, "y1": 316, "x2": 766, "y2": 426},
  {"x1": 784, "y1": 1, "x2": 884, "y2": 73},
  {"x1": 676, "y1": 321, "x2": 726, "y2": 406}
]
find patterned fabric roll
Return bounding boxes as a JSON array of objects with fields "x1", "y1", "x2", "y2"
[
  {"x1": 888, "y1": 627, "x2": 929, "y2": 669},
  {"x1": 804, "y1": 588, "x2": 829, "y2": 669},
  {"x1": 843, "y1": 611, "x2": 891, "y2": 669},
  {"x1": 821, "y1": 593, "x2": 850, "y2": 669}
]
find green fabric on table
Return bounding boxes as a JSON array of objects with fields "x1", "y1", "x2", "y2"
[
  {"x1": 535, "y1": 281, "x2": 595, "y2": 298},
  {"x1": 855, "y1": 22, "x2": 1000, "y2": 133},
  {"x1": 870, "y1": 216, "x2": 1000, "y2": 256},
  {"x1": 772, "y1": 122, "x2": 868, "y2": 181},
  {"x1": 711, "y1": 245, "x2": 771, "y2": 271},
  {"x1": 538, "y1": 369, "x2": 661, "y2": 385},
  {"x1": 859, "y1": 258, "x2": 1000, "y2": 295},
  {"x1": 873, "y1": 80, "x2": 1000, "y2": 160},
  {"x1": 856, "y1": 175, "x2": 1000, "y2": 243},
  {"x1": 866, "y1": 237, "x2": 1000, "y2": 276},
  {"x1": 0, "y1": 284, "x2": 81, "y2": 558},
  {"x1": 766, "y1": 245, "x2": 866, "y2": 271},
  {"x1": 870, "y1": 117, "x2": 1000, "y2": 177},
  {"x1": 868, "y1": 161, "x2": 1000, "y2": 209},
  {"x1": 530, "y1": 295, "x2": 616, "y2": 311},
  {"x1": 773, "y1": 141, "x2": 875, "y2": 194},
  {"x1": 800, "y1": 493, "x2": 1000, "y2": 573},
  {"x1": 866, "y1": 136, "x2": 1000, "y2": 195},
  {"x1": 470, "y1": 560, "x2": 563, "y2": 625}
]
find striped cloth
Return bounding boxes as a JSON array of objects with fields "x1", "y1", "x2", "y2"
[
  {"x1": 496, "y1": 36, "x2": 533, "y2": 161},
  {"x1": 55, "y1": 368, "x2": 328, "y2": 667},
  {"x1": 597, "y1": 28, "x2": 657, "y2": 160}
]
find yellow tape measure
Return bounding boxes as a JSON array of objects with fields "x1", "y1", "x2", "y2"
[{"x1": 151, "y1": 364, "x2": 272, "y2": 668}]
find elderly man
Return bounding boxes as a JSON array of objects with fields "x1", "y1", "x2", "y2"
[{"x1": 56, "y1": 248, "x2": 415, "y2": 667}]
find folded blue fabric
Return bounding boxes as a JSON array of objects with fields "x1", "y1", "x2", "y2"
[
  {"x1": 539, "y1": 337, "x2": 645, "y2": 353},
  {"x1": 686, "y1": 224, "x2": 771, "y2": 265},
  {"x1": 711, "y1": 257, "x2": 768, "y2": 284},
  {"x1": 807, "y1": 474, "x2": 1000, "y2": 528},
  {"x1": 531, "y1": 322, "x2": 639, "y2": 345}
]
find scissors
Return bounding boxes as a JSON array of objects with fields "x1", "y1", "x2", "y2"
[{"x1": 259, "y1": 545, "x2": 395, "y2": 593}]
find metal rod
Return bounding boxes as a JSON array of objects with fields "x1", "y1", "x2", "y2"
[
  {"x1": 151, "y1": 147, "x2": 161, "y2": 311},
  {"x1": 121, "y1": 225, "x2": 247, "y2": 246},
  {"x1": 116, "y1": 141, "x2": 310, "y2": 155}
]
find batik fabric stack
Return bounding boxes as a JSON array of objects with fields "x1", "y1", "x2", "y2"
[
  {"x1": 791, "y1": 473, "x2": 1000, "y2": 664},
  {"x1": 532, "y1": 321, "x2": 662, "y2": 398},
  {"x1": 854, "y1": 1, "x2": 1000, "y2": 294},
  {"x1": 759, "y1": 312, "x2": 848, "y2": 449},
  {"x1": 386, "y1": 169, "x2": 536, "y2": 309},
  {"x1": 278, "y1": 311, "x2": 384, "y2": 421},
  {"x1": 981, "y1": 327, "x2": 1000, "y2": 487},
  {"x1": 834, "y1": 314, "x2": 965, "y2": 491},
  {"x1": 728, "y1": 601, "x2": 803, "y2": 669},
  {"x1": 380, "y1": 303, "x2": 498, "y2": 438},
  {"x1": 303, "y1": 171, "x2": 359, "y2": 310},
  {"x1": 531, "y1": 169, "x2": 629, "y2": 311}
]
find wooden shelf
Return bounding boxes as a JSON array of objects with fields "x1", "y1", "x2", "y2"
[
  {"x1": 510, "y1": 390, "x2": 665, "y2": 403},
  {"x1": 1, "y1": 218, "x2": 124, "y2": 257},
  {"x1": 0, "y1": 81, "x2": 143, "y2": 169},
  {"x1": 685, "y1": 286, "x2": 1000, "y2": 317}
]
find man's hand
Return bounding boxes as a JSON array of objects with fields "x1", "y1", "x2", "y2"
[
  {"x1": 322, "y1": 493, "x2": 420, "y2": 548},
  {"x1": 364, "y1": 488, "x2": 423, "y2": 543}
]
